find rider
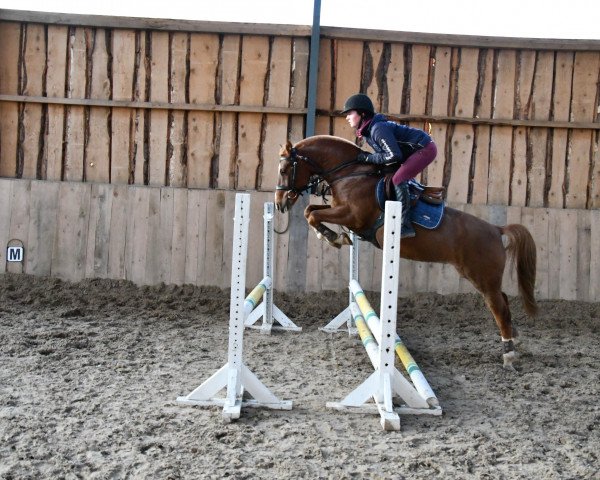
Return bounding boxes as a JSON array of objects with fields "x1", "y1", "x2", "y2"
[{"x1": 341, "y1": 93, "x2": 437, "y2": 238}]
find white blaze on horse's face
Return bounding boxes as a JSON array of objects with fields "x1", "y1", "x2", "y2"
[{"x1": 275, "y1": 159, "x2": 295, "y2": 213}]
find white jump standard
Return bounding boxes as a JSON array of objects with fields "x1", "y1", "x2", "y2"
[
  {"x1": 177, "y1": 193, "x2": 292, "y2": 420},
  {"x1": 244, "y1": 201, "x2": 301, "y2": 334},
  {"x1": 326, "y1": 201, "x2": 442, "y2": 431}
]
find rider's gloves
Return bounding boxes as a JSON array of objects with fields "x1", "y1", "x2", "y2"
[{"x1": 357, "y1": 151, "x2": 370, "y2": 162}]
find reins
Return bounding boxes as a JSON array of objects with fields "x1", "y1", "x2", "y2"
[{"x1": 276, "y1": 146, "x2": 378, "y2": 200}]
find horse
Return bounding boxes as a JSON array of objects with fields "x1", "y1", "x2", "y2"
[{"x1": 274, "y1": 135, "x2": 538, "y2": 370}]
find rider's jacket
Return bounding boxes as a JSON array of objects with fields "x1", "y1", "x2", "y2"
[{"x1": 362, "y1": 114, "x2": 432, "y2": 164}]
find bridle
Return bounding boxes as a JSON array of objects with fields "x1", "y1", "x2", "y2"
[{"x1": 276, "y1": 146, "x2": 368, "y2": 200}]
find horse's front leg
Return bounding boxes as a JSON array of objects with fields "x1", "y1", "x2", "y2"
[{"x1": 304, "y1": 204, "x2": 353, "y2": 249}]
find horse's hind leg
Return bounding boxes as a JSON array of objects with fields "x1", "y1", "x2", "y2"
[{"x1": 483, "y1": 289, "x2": 518, "y2": 370}]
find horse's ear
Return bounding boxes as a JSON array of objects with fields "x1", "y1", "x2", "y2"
[{"x1": 279, "y1": 140, "x2": 293, "y2": 156}]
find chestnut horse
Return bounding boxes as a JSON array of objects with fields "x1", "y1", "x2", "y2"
[{"x1": 274, "y1": 135, "x2": 538, "y2": 370}]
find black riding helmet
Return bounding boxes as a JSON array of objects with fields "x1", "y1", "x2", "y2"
[{"x1": 341, "y1": 93, "x2": 375, "y2": 115}]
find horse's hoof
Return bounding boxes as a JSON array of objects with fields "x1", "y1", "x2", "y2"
[
  {"x1": 325, "y1": 238, "x2": 342, "y2": 249},
  {"x1": 338, "y1": 232, "x2": 353, "y2": 246},
  {"x1": 502, "y1": 351, "x2": 518, "y2": 371}
]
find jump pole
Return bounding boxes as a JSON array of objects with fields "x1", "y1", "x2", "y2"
[
  {"x1": 326, "y1": 201, "x2": 441, "y2": 431},
  {"x1": 177, "y1": 193, "x2": 292, "y2": 420},
  {"x1": 244, "y1": 201, "x2": 301, "y2": 334}
]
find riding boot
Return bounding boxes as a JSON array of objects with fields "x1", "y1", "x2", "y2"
[{"x1": 393, "y1": 182, "x2": 416, "y2": 238}]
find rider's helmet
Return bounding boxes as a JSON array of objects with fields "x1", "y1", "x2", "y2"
[{"x1": 341, "y1": 94, "x2": 375, "y2": 115}]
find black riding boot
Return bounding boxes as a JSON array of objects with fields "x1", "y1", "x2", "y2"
[{"x1": 393, "y1": 182, "x2": 416, "y2": 238}]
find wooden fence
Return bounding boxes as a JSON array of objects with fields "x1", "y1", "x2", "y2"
[
  {"x1": 2, "y1": 178, "x2": 599, "y2": 301},
  {"x1": 1, "y1": 10, "x2": 600, "y2": 300},
  {"x1": 1, "y1": 11, "x2": 599, "y2": 209}
]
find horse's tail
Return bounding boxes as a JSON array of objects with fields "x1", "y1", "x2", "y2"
[{"x1": 501, "y1": 224, "x2": 538, "y2": 317}]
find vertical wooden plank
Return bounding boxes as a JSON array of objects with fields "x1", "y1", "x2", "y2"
[
  {"x1": 589, "y1": 209, "x2": 600, "y2": 301},
  {"x1": 170, "y1": 188, "x2": 188, "y2": 285},
  {"x1": 532, "y1": 207, "x2": 549, "y2": 300},
  {"x1": 425, "y1": 46, "x2": 451, "y2": 187},
  {"x1": 471, "y1": 49, "x2": 494, "y2": 205},
  {"x1": 127, "y1": 186, "x2": 150, "y2": 285},
  {"x1": 143, "y1": 187, "x2": 165, "y2": 284},
  {"x1": 45, "y1": 26, "x2": 68, "y2": 181},
  {"x1": 64, "y1": 27, "x2": 87, "y2": 182},
  {"x1": 157, "y1": 187, "x2": 174, "y2": 284},
  {"x1": 304, "y1": 217, "x2": 322, "y2": 291},
  {"x1": 332, "y1": 39, "x2": 363, "y2": 139},
  {"x1": 148, "y1": 32, "x2": 169, "y2": 186},
  {"x1": 188, "y1": 33, "x2": 219, "y2": 188},
  {"x1": 216, "y1": 35, "x2": 241, "y2": 189},
  {"x1": 386, "y1": 43, "x2": 405, "y2": 114},
  {"x1": 408, "y1": 44, "x2": 430, "y2": 118},
  {"x1": 168, "y1": 33, "x2": 188, "y2": 187},
  {"x1": 565, "y1": 52, "x2": 599, "y2": 209},
  {"x1": 576, "y1": 210, "x2": 591, "y2": 301},
  {"x1": 132, "y1": 31, "x2": 148, "y2": 185},
  {"x1": 315, "y1": 38, "x2": 332, "y2": 135},
  {"x1": 0, "y1": 22, "x2": 21, "y2": 177},
  {"x1": 6, "y1": 180, "x2": 31, "y2": 274},
  {"x1": 288, "y1": 37, "x2": 309, "y2": 143},
  {"x1": 528, "y1": 51, "x2": 554, "y2": 207},
  {"x1": 558, "y1": 209, "x2": 578, "y2": 300},
  {"x1": 447, "y1": 48, "x2": 478, "y2": 203},
  {"x1": 0, "y1": 180, "x2": 10, "y2": 264},
  {"x1": 510, "y1": 50, "x2": 536, "y2": 207},
  {"x1": 85, "y1": 29, "x2": 111, "y2": 183},
  {"x1": 198, "y1": 190, "x2": 225, "y2": 286},
  {"x1": 364, "y1": 42, "x2": 384, "y2": 103},
  {"x1": 85, "y1": 183, "x2": 112, "y2": 278},
  {"x1": 0, "y1": 180, "x2": 13, "y2": 271},
  {"x1": 107, "y1": 184, "x2": 129, "y2": 279},
  {"x1": 488, "y1": 50, "x2": 515, "y2": 205},
  {"x1": 111, "y1": 30, "x2": 136, "y2": 184},
  {"x1": 591, "y1": 131, "x2": 600, "y2": 209},
  {"x1": 51, "y1": 182, "x2": 91, "y2": 282},
  {"x1": 510, "y1": 127, "x2": 528, "y2": 206},
  {"x1": 548, "y1": 52, "x2": 574, "y2": 208},
  {"x1": 260, "y1": 36, "x2": 292, "y2": 191},
  {"x1": 546, "y1": 206, "x2": 561, "y2": 299},
  {"x1": 237, "y1": 36, "x2": 270, "y2": 190},
  {"x1": 184, "y1": 189, "x2": 204, "y2": 284},
  {"x1": 20, "y1": 23, "x2": 45, "y2": 179}
]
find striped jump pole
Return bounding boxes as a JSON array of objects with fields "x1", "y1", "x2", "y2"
[
  {"x1": 177, "y1": 193, "x2": 292, "y2": 421},
  {"x1": 244, "y1": 202, "x2": 301, "y2": 334},
  {"x1": 326, "y1": 201, "x2": 441, "y2": 431},
  {"x1": 350, "y1": 279, "x2": 439, "y2": 408}
]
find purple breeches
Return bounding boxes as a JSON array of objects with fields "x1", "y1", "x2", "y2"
[{"x1": 392, "y1": 141, "x2": 438, "y2": 185}]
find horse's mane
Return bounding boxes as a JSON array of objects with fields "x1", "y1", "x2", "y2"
[{"x1": 279, "y1": 135, "x2": 360, "y2": 158}]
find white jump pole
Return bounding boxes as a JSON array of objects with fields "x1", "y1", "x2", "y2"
[
  {"x1": 244, "y1": 202, "x2": 301, "y2": 334},
  {"x1": 326, "y1": 201, "x2": 441, "y2": 431},
  {"x1": 177, "y1": 193, "x2": 292, "y2": 420},
  {"x1": 320, "y1": 231, "x2": 359, "y2": 335}
]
